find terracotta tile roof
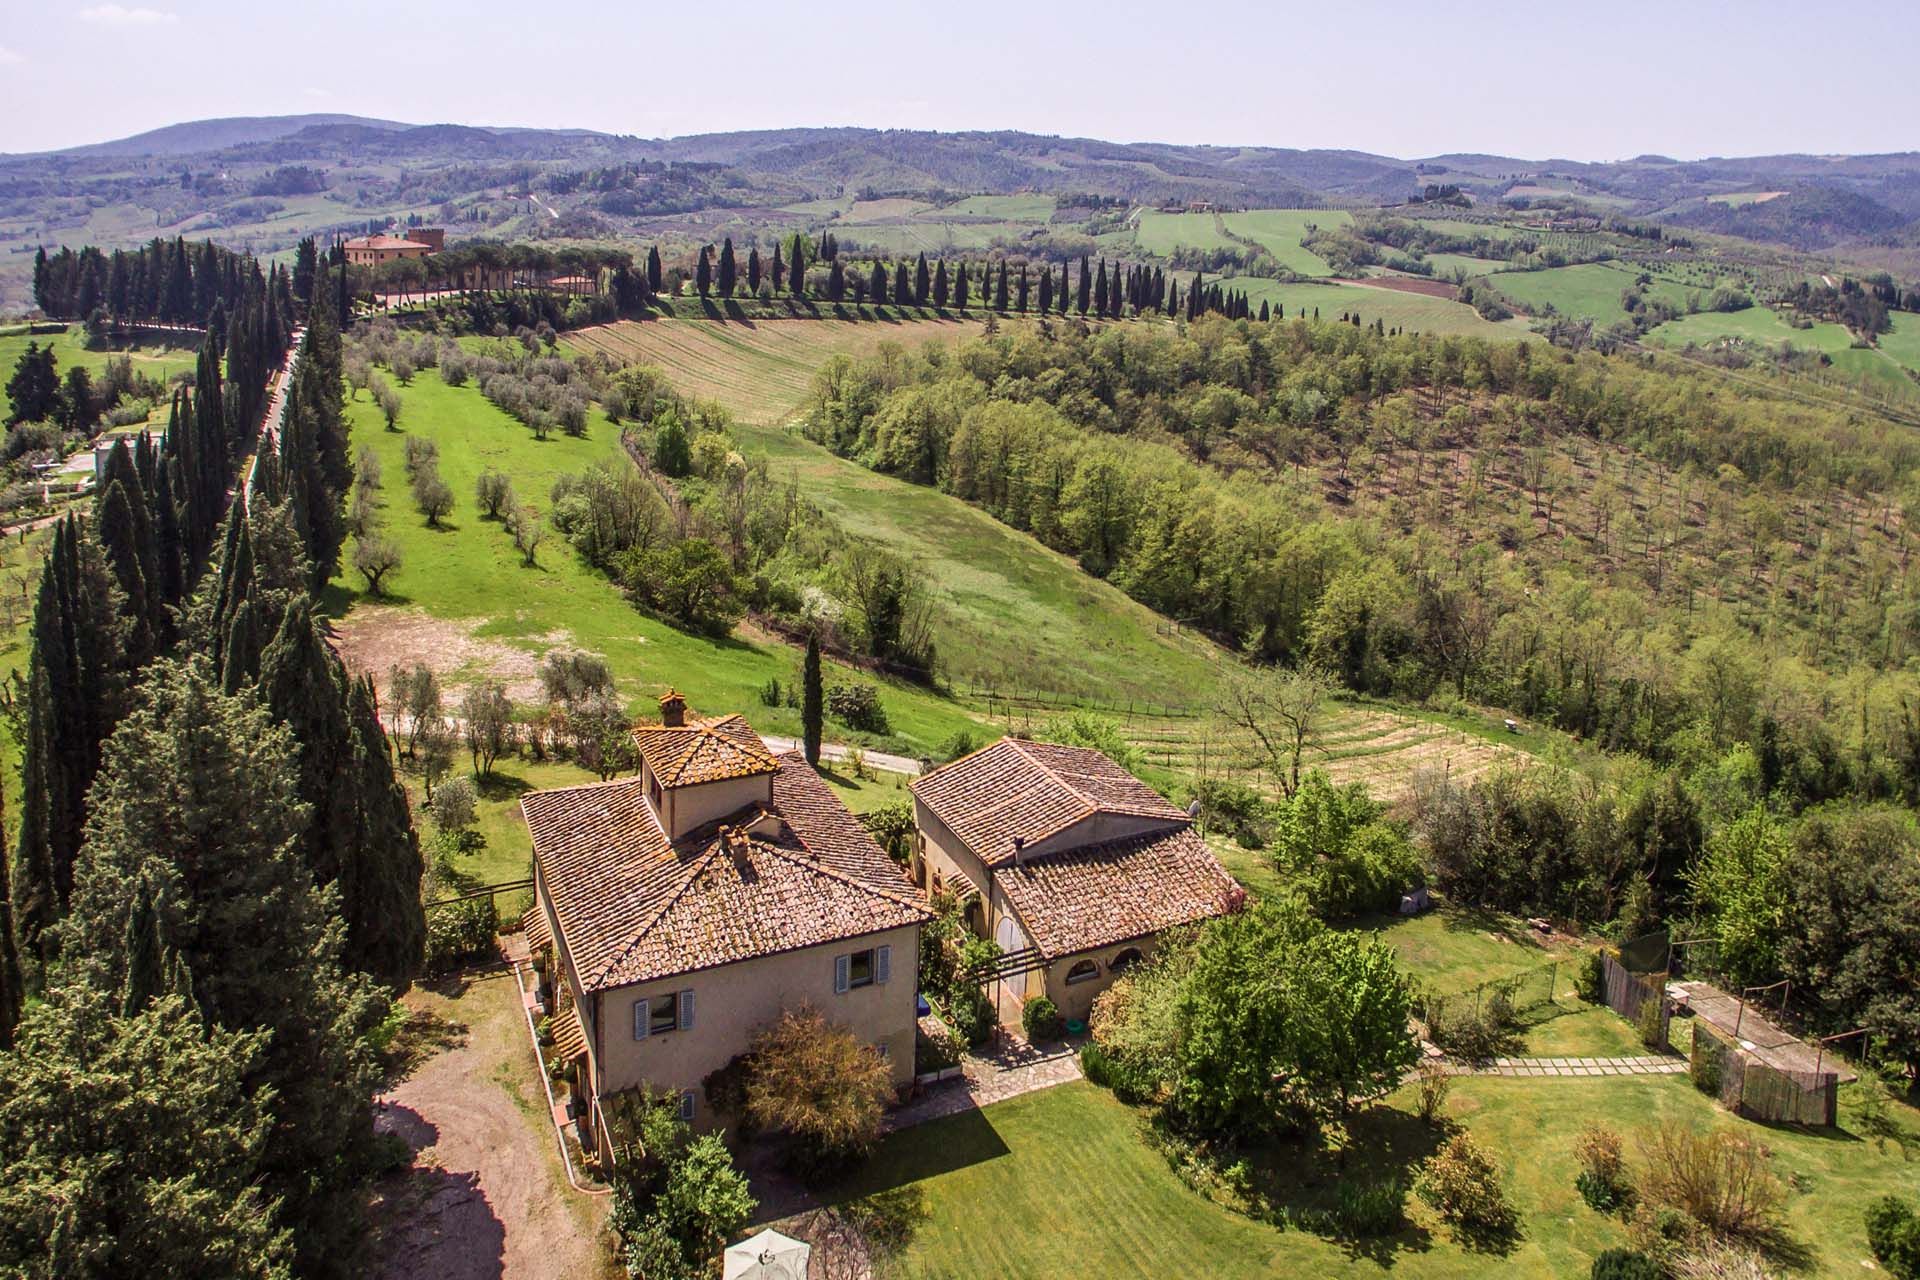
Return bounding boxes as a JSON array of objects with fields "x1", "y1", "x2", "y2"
[
  {"x1": 550, "y1": 1002, "x2": 586, "y2": 1062},
  {"x1": 521, "y1": 903, "x2": 552, "y2": 952},
  {"x1": 997, "y1": 826, "x2": 1240, "y2": 960},
  {"x1": 910, "y1": 737, "x2": 1188, "y2": 865},
  {"x1": 632, "y1": 714, "x2": 778, "y2": 789},
  {"x1": 344, "y1": 234, "x2": 432, "y2": 250},
  {"x1": 522, "y1": 753, "x2": 928, "y2": 994}
]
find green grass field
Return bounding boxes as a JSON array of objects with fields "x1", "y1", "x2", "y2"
[
  {"x1": 1416, "y1": 252, "x2": 1512, "y2": 279},
  {"x1": 324, "y1": 370, "x2": 983, "y2": 757},
  {"x1": 1872, "y1": 313, "x2": 1920, "y2": 376},
  {"x1": 811, "y1": 1074, "x2": 1920, "y2": 1279},
  {"x1": 1485, "y1": 262, "x2": 1696, "y2": 326},
  {"x1": 1134, "y1": 210, "x2": 1237, "y2": 256},
  {"x1": 0, "y1": 325, "x2": 198, "y2": 420},
  {"x1": 1220, "y1": 209, "x2": 1352, "y2": 275},
  {"x1": 1645, "y1": 306, "x2": 1920, "y2": 400},
  {"x1": 940, "y1": 194, "x2": 1057, "y2": 220},
  {"x1": 832, "y1": 220, "x2": 1032, "y2": 255},
  {"x1": 1212, "y1": 278, "x2": 1525, "y2": 338}
]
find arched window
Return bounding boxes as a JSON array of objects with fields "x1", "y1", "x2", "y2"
[
  {"x1": 1110, "y1": 947, "x2": 1144, "y2": 973},
  {"x1": 1065, "y1": 959, "x2": 1100, "y2": 985}
]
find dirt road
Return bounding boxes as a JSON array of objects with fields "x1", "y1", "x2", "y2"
[{"x1": 373, "y1": 967, "x2": 612, "y2": 1280}]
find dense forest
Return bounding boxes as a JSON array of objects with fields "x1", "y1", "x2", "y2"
[{"x1": 803, "y1": 315, "x2": 1920, "y2": 1067}]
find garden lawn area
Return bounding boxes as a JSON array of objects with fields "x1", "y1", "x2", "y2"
[
  {"x1": 1210, "y1": 277, "x2": 1525, "y2": 338},
  {"x1": 323, "y1": 368, "x2": 982, "y2": 757},
  {"x1": 809, "y1": 1071, "x2": 1920, "y2": 1278},
  {"x1": 1220, "y1": 208, "x2": 1353, "y2": 276},
  {"x1": 1485, "y1": 262, "x2": 1696, "y2": 326},
  {"x1": 0, "y1": 324, "x2": 198, "y2": 420},
  {"x1": 1521, "y1": 1004, "x2": 1649, "y2": 1058}
]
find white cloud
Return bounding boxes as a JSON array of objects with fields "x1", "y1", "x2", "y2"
[
  {"x1": 78, "y1": 4, "x2": 180, "y2": 26},
  {"x1": 0, "y1": 44, "x2": 24, "y2": 64}
]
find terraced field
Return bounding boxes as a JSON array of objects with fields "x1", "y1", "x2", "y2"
[
  {"x1": 564, "y1": 316, "x2": 983, "y2": 424},
  {"x1": 1125, "y1": 702, "x2": 1525, "y2": 802}
]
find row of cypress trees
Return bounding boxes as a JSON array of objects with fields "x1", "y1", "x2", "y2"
[
  {"x1": 33, "y1": 236, "x2": 295, "y2": 330},
  {"x1": 0, "y1": 260, "x2": 427, "y2": 1277}
]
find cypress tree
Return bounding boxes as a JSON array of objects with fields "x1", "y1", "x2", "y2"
[
  {"x1": 221, "y1": 599, "x2": 260, "y2": 694},
  {"x1": 1077, "y1": 256, "x2": 1092, "y2": 315},
  {"x1": 718, "y1": 238, "x2": 736, "y2": 298},
  {"x1": 1094, "y1": 259, "x2": 1109, "y2": 318},
  {"x1": 747, "y1": 246, "x2": 762, "y2": 294},
  {"x1": 1039, "y1": 266, "x2": 1052, "y2": 314},
  {"x1": 827, "y1": 258, "x2": 846, "y2": 301},
  {"x1": 0, "y1": 795, "x2": 20, "y2": 1048},
  {"x1": 95, "y1": 479, "x2": 155, "y2": 668},
  {"x1": 695, "y1": 245, "x2": 712, "y2": 297},
  {"x1": 914, "y1": 253, "x2": 930, "y2": 305},
  {"x1": 894, "y1": 261, "x2": 910, "y2": 307},
  {"x1": 1016, "y1": 265, "x2": 1029, "y2": 313},
  {"x1": 771, "y1": 243, "x2": 784, "y2": 293},
  {"x1": 802, "y1": 632, "x2": 823, "y2": 767},
  {"x1": 954, "y1": 262, "x2": 969, "y2": 310},
  {"x1": 933, "y1": 260, "x2": 949, "y2": 308},
  {"x1": 345, "y1": 674, "x2": 425, "y2": 989},
  {"x1": 789, "y1": 238, "x2": 806, "y2": 298},
  {"x1": 65, "y1": 659, "x2": 389, "y2": 1278},
  {"x1": 646, "y1": 245, "x2": 663, "y2": 293},
  {"x1": 995, "y1": 260, "x2": 1009, "y2": 312},
  {"x1": 118, "y1": 878, "x2": 166, "y2": 1016},
  {"x1": 869, "y1": 259, "x2": 888, "y2": 304},
  {"x1": 1260, "y1": 299, "x2": 1271, "y2": 321}
]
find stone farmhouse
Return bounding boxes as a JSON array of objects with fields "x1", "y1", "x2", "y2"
[
  {"x1": 342, "y1": 229, "x2": 442, "y2": 265},
  {"x1": 909, "y1": 737, "x2": 1241, "y2": 1024},
  {"x1": 522, "y1": 694, "x2": 928, "y2": 1160}
]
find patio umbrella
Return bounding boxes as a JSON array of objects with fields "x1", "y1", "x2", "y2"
[{"x1": 722, "y1": 1228, "x2": 811, "y2": 1280}]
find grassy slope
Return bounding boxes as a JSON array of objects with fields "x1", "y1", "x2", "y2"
[
  {"x1": 1215, "y1": 278, "x2": 1525, "y2": 338},
  {"x1": 567, "y1": 316, "x2": 1232, "y2": 706},
  {"x1": 0, "y1": 325, "x2": 198, "y2": 419},
  {"x1": 1646, "y1": 306, "x2": 1920, "y2": 398},
  {"x1": 324, "y1": 370, "x2": 980, "y2": 756},
  {"x1": 1220, "y1": 208, "x2": 1354, "y2": 275},
  {"x1": 820, "y1": 1076, "x2": 1920, "y2": 1279},
  {"x1": 1135, "y1": 210, "x2": 1237, "y2": 255}
]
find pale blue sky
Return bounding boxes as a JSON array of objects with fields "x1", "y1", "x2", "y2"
[{"x1": 3, "y1": 0, "x2": 1916, "y2": 159}]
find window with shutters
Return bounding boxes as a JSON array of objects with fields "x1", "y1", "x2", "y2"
[
  {"x1": 836, "y1": 944, "x2": 891, "y2": 994},
  {"x1": 646, "y1": 991, "x2": 680, "y2": 1035},
  {"x1": 848, "y1": 947, "x2": 876, "y2": 990},
  {"x1": 677, "y1": 1090, "x2": 696, "y2": 1122}
]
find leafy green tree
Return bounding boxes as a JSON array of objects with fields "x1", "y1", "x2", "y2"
[
  {"x1": 653, "y1": 411, "x2": 692, "y2": 477},
  {"x1": 0, "y1": 984, "x2": 292, "y2": 1280},
  {"x1": 1688, "y1": 807, "x2": 1791, "y2": 985},
  {"x1": 607, "y1": 1094, "x2": 755, "y2": 1280},
  {"x1": 803, "y1": 632, "x2": 823, "y2": 767},
  {"x1": 622, "y1": 539, "x2": 743, "y2": 635},
  {"x1": 1282, "y1": 926, "x2": 1419, "y2": 1117}
]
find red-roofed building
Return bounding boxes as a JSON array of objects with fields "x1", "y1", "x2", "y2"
[
  {"x1": 910, "y1": 737, "x2": 1239, "y2": 1024},
  {"x1": 342, "y1": 230, "x2": 441, "y2": 265},
  {"x1": 521, "y1": 693, "x2": 928, "y2": 1156}
]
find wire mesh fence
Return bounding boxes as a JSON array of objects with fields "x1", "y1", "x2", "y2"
[
  {"x1": 1415, "y1": 955, "x2": 1590, "y2": 1060},
  {"x1": 1690, "y1": 1018, "x2": 1838, "y2": 1127}
]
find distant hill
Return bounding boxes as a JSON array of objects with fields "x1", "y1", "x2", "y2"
[
  {"x1": 27, "y1": 114, "x2": 415, "y2": 158},
  {"x1": 1665, "y1": 185, "x2": 1915, "y2": 250}
]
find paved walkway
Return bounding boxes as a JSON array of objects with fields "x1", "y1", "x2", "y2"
[
  {"x1": 1459, "y1": 1054, "x2": 1687, "y2": 1078},
  {"x1": 886, "y1": 1032, "x2": 1083, "y2": 1131},
  {"x1": 760, "y1": 735, "x2": 923, "y2": 777}
]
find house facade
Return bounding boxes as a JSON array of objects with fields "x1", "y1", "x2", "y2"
[
  {"x1": 522, "y1": 694, "x2": 928, "y2": 1159},
  {"x1": 342, "y1": 231, "x2": 440, "y2": 265},
  {"x1": 909, "y1": 737, "x2": 1240, "y2": 1025}
]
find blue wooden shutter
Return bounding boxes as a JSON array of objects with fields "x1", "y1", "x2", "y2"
[
  {"x1": 679, "y1": 989, "x2": 695, "y2": 1031},
  {"x1": 834, "y1": 954, "x2": 850, "y2": 995},
  {"x1": 876, "y1": 945, "x2": 891, "y2": 985},
  {"x1": 633, "y1": 998, "x2": 648, "y2": 1040},
  {"x1": 678, "y1": 1091, "x2": 695, "y2": 1122}
]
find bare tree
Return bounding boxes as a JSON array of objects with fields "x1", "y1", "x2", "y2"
[
  {"x1": 1217, "y1": 664, "x2": 1330, "y2": 798},
  {"x1": 475, "y1": 468, "x2": 514, "y2": 520}
]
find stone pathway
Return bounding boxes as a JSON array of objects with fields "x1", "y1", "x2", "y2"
[
  {"x1": 886, "y1": 1031, "x2": 1083, "y2": 1131},
  {"x1": 1460, "y1": 1054, "x2": 1687, "y2": 1078}
]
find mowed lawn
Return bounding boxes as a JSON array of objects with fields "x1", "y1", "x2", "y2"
[
  {"x1": 1212, "y1": 278, "x2": 1526, "y2": 338},
  {"x1": 813, "y1": 1074, "x2": 1920, "y2": 1279},
  {"x1": 324, "y1": 369, "x2": 982, "y2": 756},
  {"x1": 1220, "y1": 208, "x2": 1353, "y2": 276},
  {"x1": 0, "y1": 324, "x2": 199, "y2": 419}
]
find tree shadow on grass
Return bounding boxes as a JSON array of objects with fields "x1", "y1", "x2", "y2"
[
  {"x1": 474, "y1": 769, "x2": 537, "y2": 804},
  {"x1": 1185, "y1": 1106, "x2": 1451, "y2": 1266}
]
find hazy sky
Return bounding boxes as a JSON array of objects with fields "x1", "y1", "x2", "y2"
[{"x1": 4, "y1": 0, "x2": 1917, "y2": 159}]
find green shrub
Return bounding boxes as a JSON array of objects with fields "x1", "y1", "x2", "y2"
[
  {"x1": 826, "y1": 682, "x2": 889, "y2": 733},
  {"x1": 1867, "y1": 1195, "x2": 1920, "y2": 1280},
  {"x1": 1079, "y1": 1042, "x2": 1117, "y2": 1087},
  {"x1": 1021, "y1": 995, "x2": 1063, "y2": 1042},
  {"x1": 1193, "y1": 778, "x2": 1270, "y2": 849},
  {"x1": 424, "y1": 896, "x2": 497, "y2": 974},
  {"x1": 943, "y1": 987, "x2": 996, "y2": 1048},
  {"x1": 1581, "y1": 950, "x2": 1607, "y2": 1004},
  {"x1": 1417, "y1": 1131, "x2": 1517, "y2": 1241},
  {"x1": 1636, "y1": 996, "x2": 1666, "y2": 1051},
  {"x1": 1574, "y1": 1124, "x2": 1630, "y2": 1213},
  {"x1": 1333, "y1": 1179, "x2": 1406, "y2": 1238},
  {"x1": 1589, "y1": 1248, "x2": 1659, "y2": 1280},
  {"x1": 1689, "y1": 1028, "x2": 1725, "y2": 1096}
]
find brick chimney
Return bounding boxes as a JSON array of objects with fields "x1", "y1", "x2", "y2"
[{"x1": 659, "y1": 689, "x2": 687, "y2": 728}]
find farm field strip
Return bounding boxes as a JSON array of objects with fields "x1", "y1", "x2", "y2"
[
  {"x1": 1219, "y1": 208, "x2": 1351, "y2": 275},
  {"x1": 1209, "y1": 277, "x2": 1528, "y2": 338}
]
